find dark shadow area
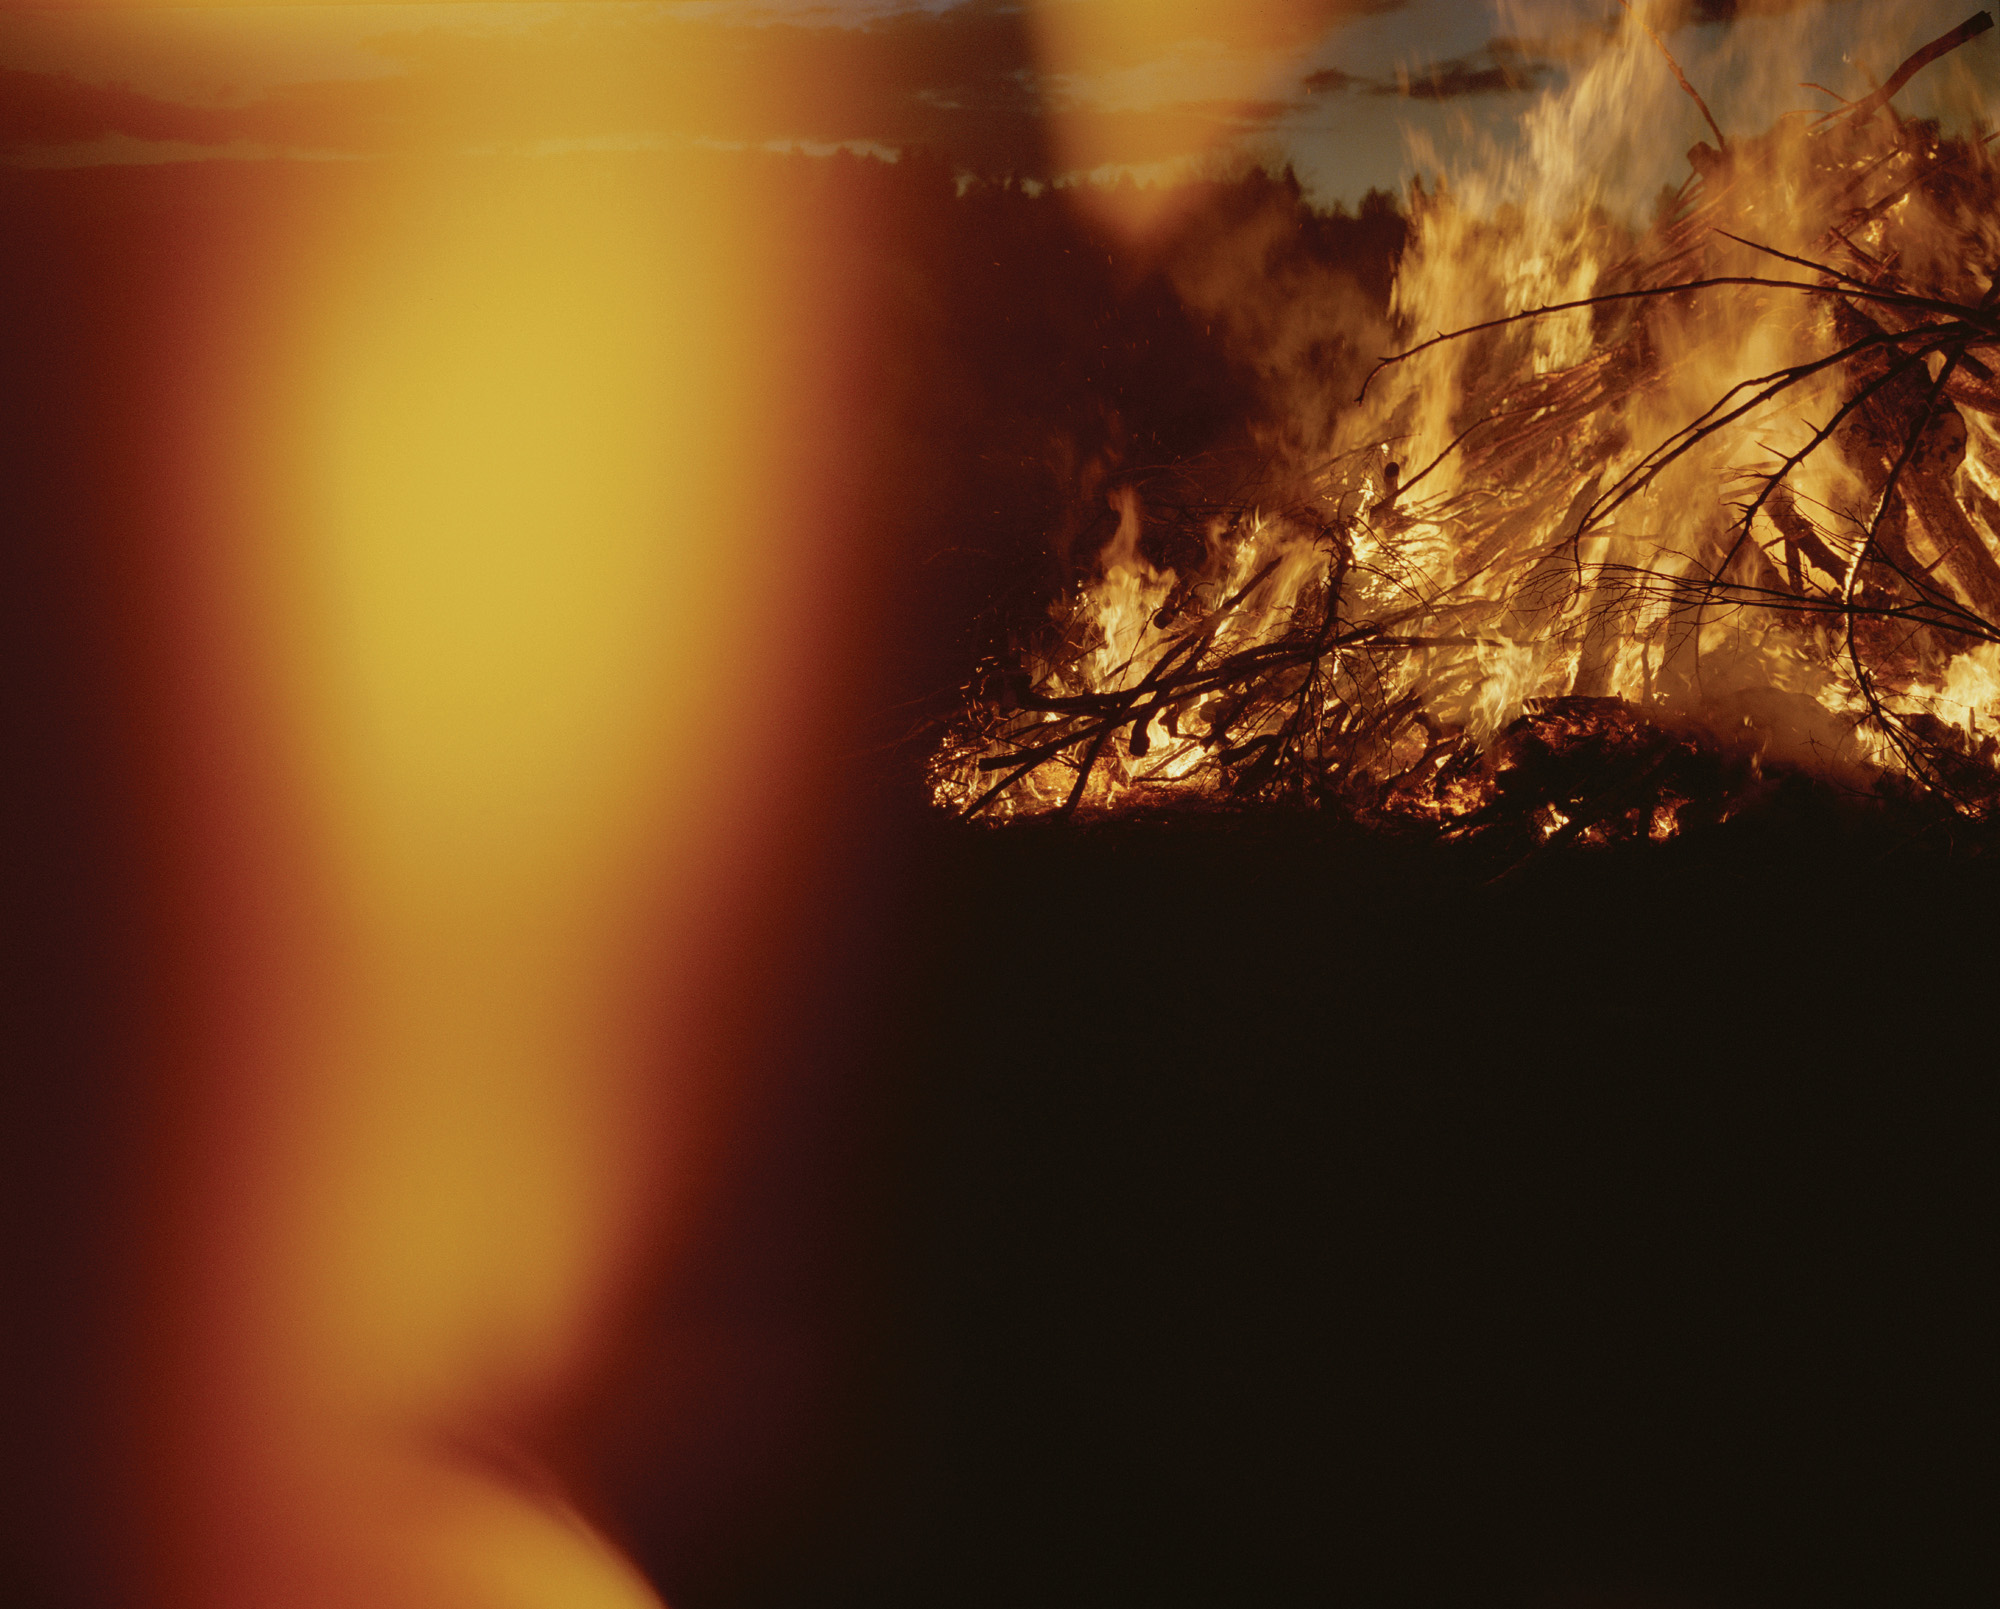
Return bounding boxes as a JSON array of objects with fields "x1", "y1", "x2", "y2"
[
  {"x1": 852, "y1": 811, "x2": 1996, "y2": 1609},
  {"x1": 605, "y1": 790, "x2": 1996, "y2": 1609},
  {"x1": 0, "y1": 161, "x2": 217, "y2": 1609}
]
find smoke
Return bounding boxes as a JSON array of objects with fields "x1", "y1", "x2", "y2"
[{"x1": 1151, "y1": 165, "x2": 1406, "y2": 468}]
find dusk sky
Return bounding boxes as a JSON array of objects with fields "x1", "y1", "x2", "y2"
[{"x1": 0, "y1": 2, "x2": 1994, "y2": 202}]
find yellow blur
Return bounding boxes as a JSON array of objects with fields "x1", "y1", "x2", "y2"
[{"x1": 146, "y1": 116, "x2": 800, "y2": 1609}]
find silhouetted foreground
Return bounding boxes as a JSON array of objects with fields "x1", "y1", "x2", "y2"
[{"x1": 605, "y1": 800, "x2": 1995, "y2": 1609}]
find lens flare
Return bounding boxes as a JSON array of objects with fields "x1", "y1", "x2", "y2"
[{"x1": 114, "y1": 44, "x2": 823, "y2": 1609}]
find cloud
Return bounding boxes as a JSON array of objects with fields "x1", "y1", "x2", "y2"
[
  {"x1": 0, "y1": 2, "x2": 1058, "y2": 173},
  {"x1": 314, "y1": 1, "x2": 1064, "y2": 173},
  {"x1": 1393, "y1": 44, "x2": 1556, "y2": 101},
  {"x1": 1301, "y1": 65, "x2": 1363, "y2": 94},
  {"x1": 0, "y1": 1, "x2": 1419, "y2": 176},
  {"x1": 0, "y1": 66, "x2": 234, "y2": 149},
  {"x1": 1300, "y1": 38, "x2": 1559, "y2": 102},
  {"x1": 1033, "y1": 0, "x2": 1411, "y2": 69}
]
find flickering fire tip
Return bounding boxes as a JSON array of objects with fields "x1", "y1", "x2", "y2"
[{"x1": 932, "y1": 4, "x2": 2000, "y2": 840}]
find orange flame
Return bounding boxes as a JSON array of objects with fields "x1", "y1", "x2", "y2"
[{"x1": 939, "y1": 2, "x2": 2000, "y2": 824}]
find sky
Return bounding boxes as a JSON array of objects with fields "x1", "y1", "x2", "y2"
[{"x1": 0, "y1": 1, "x2": 1994, "y2": 202}]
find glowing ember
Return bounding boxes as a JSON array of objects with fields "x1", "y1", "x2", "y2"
[{"x1": 934, "y1": 8, "x2": 2000, "y2": 836}]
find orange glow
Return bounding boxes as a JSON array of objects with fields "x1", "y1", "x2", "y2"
[
  {"x1": 114, "y1": 33, "x2": 830, "y2": 1609},
  {"x1": 1030, "y1": 0, "x2": 1342, "y2": 239}
]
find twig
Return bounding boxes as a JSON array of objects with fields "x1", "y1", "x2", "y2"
[
  {"x1": 1587, "y1": 325, "x2": 1972, "y2": 539},
  {"x1": 1361, "y1": 275, "x2": 1997, "y2": 398},
  {"x1": 1617, "y1": 0, "x2": 1727, "y2": 150},
  {"x1": 1832, "y1": 11, "x2": 1993, "y2": 131}
]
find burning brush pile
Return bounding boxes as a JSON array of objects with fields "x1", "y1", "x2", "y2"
[{"x1": 930, "y1": 9, "x2": 2000, "y2": 850}]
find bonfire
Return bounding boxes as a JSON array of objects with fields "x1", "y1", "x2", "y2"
[{"x1": 930, "y1": 8, "x2": 2000, "y2": 848}]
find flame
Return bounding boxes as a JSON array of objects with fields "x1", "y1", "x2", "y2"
[{"x1": 940, "y1": 1, "x2": 2000, "y2": 828}]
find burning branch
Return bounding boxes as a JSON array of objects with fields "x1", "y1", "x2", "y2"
[
  {"x1": 932, "y1": 7, "x2": 2000, "y2": 835},
  {"x1": 1825, "y1": 10, "x2": 1993, "y2": 130},
  {"x1": 1617, "y1": 0, "x2": 1727, "y2": 152}
]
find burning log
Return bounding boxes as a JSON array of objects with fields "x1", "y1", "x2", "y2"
[{"x1": 929, "y1": 7, "x2": 2000, "y2": 837}]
